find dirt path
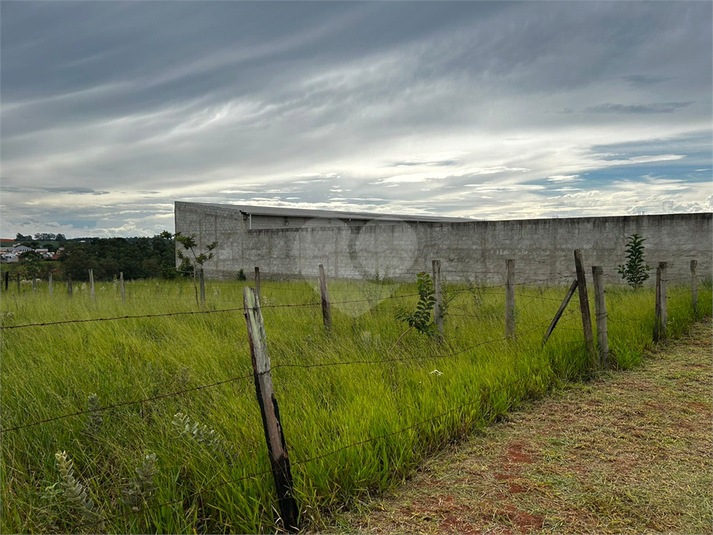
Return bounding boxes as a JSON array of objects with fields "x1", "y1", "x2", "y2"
[{"x1": 334, "y1": 320, "x2": 712, "y2": 534}]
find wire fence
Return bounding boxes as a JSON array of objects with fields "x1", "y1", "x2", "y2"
[{"x1": 0, "y1": 256, "x2": 707, "y2": 533}]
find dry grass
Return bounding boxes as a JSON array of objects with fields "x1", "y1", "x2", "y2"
[{"x1": 333, "y1": 320, "x2": 712, "y2": 534}]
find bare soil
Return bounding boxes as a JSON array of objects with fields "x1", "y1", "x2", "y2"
[{"x1": 332, "y1": 320, "x2": 712, "y2": 534}]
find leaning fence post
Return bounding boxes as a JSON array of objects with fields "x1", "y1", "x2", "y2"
[
  {"x1": 243, "y1": 287, "x2": 299, "y2": 532},
  {"x1": 432, "y1": 260, "x2": 444, "y2": 341},
  {"x1": 89, "y1": 269, "x2": 95, "y2": 299},
  {"x1": 691, "y1": 259, "x2": 698, "y2": 318},
  {"x1": 318, "y1": 263, "x2": 332, "y2": 331},
  {"x1": 592, "y1": 266, "x2": 609, "y2": 368},
  {"x1": 120, "y1": 272, "x2": 125, "y2": 302},
  {"x1": 654, "y1": 262, "x2": 668, "y2": 341},
  {"x1": 199, "y1": 267, "x2": 206, "y2": 306},
  {"x1": 505, "y1": 259, "x2": 515, "y2": 340},
  {"x1": 542, "y1": 279, "x2": 578, "y2": 346},
  {"x1": 49, "y1": 273, "x2": 53, "y2": 295},
  {"x1": 255, "y1": 266, "x2": 261, "y2": 305},
  {"x1": 574, "y1": 249, "x2": 596, "y2": 366},
  {"x1": 67, "y1": 274, "x2": 73, "y2": 297}
]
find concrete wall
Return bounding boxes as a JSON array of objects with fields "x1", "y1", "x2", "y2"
[{"x1": 175, "y1": 202, "x2": 712, "y2": 286}]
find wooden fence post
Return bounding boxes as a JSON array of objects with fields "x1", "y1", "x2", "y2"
[
  {"x1": 542, "y1": 279, "x2": 578, "y2": 345},
  {"x1": 4, "y1": 271, "x2": 8, "y2": 292},
  {"x1": 318, "y1": 264, "x2": 332, "y2": 330},
  {"x1": 199, "y1": 267, "x2": 206, "y2": 306},
  {"x1": 654, "y1": 262, "x2": 668, "y2": 341},
  {"x1": 120, "y1": 272, "x2": 125, "y2": 302},
  {"x1": 49, "y1": 273, "x2": 53, "y2": 295},
  {"x1": 255, "y1": 266, "x2": 261, "y2": 305},
  {"x1": 67, "y1": 274, "x2": 73, "y2": 297},
  {"x1": 592, "y1": 266, "x2": 609, "y2": 368},
  {"x1": 432, "y1": 260, "x2": 444, "y2": 340},
  {"x1": 243, "y1": 287, "x2": 299, "y2": 532},
  {"x1": 654, "y1": 264, "x2": 661, "y2": 341},
  {"x1": 574, "y1": 250, "x2": 596, "y2": 366},
  {"x1": 33, "y1": 278, "x2": 37, "y2": 293},
  {"x1": 691, "y1": 259, "x2": 698, "y2": 318},
  {"x1": 505, "y1": 259, "x2": 515, "y2": 340},
  {"x1": 660, "y1": 262, "x2": 668, "y2": 338},
  {"x1": 89, "y1": 269, "x2": 95, "y2": 299}
]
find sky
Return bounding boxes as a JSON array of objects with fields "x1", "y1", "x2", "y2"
[{"x1": 1, "y1": 1, "x2": 711, "y2": 238}]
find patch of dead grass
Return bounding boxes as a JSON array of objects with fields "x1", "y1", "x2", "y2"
[{"x1": 328, "y1": 320, "x2": 712, "y2": 534}]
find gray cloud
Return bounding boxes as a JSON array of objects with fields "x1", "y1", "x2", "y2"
[
  {"x1": 586, "y1": 102, "x2": 694, "y2": 114},
  {"x1": 622, "y1": 74, "x2": 672, "y2": 88},
  {"x1": 1, "y1": 185, "x2": 109, "y2": 195}
]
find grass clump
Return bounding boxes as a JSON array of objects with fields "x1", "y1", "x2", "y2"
[
  {"x1": 122, "y1": 453, "x2": 159, "y2": 512},
  {"x1": 44, "y1": 451, "x2": 103, "y2": 532}
]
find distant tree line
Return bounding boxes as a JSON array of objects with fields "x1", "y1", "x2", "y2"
[
  {"x1": 5, "y1": 233, "x2": 179, "y2": 282},
  {"x1": 15, "y1": 232, "x2": 66, "y2": 242}
]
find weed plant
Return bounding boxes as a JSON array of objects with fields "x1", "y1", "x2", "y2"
[{"x1": 1, "y1": 274, "x2": 709, "y2": 533}]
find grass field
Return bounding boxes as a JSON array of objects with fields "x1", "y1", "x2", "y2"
[{"x1": 1, "y1": 274, "x2": 709, "y2": 533}]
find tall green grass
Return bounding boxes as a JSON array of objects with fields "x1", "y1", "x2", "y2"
[{"x1": 1, "y1": 275, "x2": 709, "y2": 533}]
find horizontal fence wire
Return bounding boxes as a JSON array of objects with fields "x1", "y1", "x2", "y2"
[
  {"x1": 0, "y1": 373, "x2": 255, "y2": 435},
  {"x1": 608, "y1": 316, "x2": 652, "y2": 324},
  {"x1": 0, "y1": 293, "x2": 421, "y2": 331},
  {"x1": 87, "y1": 355, "x2": 555, "y2": 528},
  {"x1": 0, "y1": 320, "x2": 557, "y2": 435},
  {"x1": 270, "y1": 325, "x2": 544, "y2": 372}
]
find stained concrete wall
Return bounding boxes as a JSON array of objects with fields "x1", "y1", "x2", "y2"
[{"x1": 175, "y1": 202, "x2": 712, "y2": 286}]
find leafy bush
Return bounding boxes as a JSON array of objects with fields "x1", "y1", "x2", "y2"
[
  {"x1": 617, "y1": 234, "x2": 651, "y2": 289},
  {"x1": 395, "y1": 271, "x2": 436, "y2": 337}
]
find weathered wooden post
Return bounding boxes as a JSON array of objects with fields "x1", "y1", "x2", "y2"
[
  {"x1": 120, "y1": 272, "x2": 125, "y2": 302},
  {"x1": 49, "y1": 273, "x2": 53, "y2": 295},
  {"x1": 654, "y1": 262, "x2": 668, "y2": 342},
  {"x1": 67, "y1": 274, "x2": 73, "y2": 297},
  {"x1": 243, "y1": 286, "x2": 299, "y2": 532},
  {"x1": 33, "y1": 278, "x2": 37, "y2": 293},
  {"x1": 432, "y1": 260, "x2": 444, "y2": 341},
  {"x1": 318, "y1": 264, "x2": 332, "y2": 331},
  {"x1": 89, "y1": 269, "x2": 95, "y2": 299},
  {"x1": 660, "y1": 262, "x2": 667, "y2": 337},
  {"x1": 255, "y1": 266, "x2": 261, "y2": 305},
  {"x1": 691, "y1": 259, "x2": 698, "y2": 318},
  {"x1": 654, "y1": 266, "x2": 660, "y2": 341},
  {"x1": 505, "y1": 259, "x2": 515, "y2": 340},
  {"x1": 592, "y1": 266, "x2": 609, "y2": 368},
  {"x1": 199, "y1": 267, "x2": 206, "y2": 306},
  {"x1": 4, "y1": 271, "x2": 8, "y2": 292},
  {"x1": 574, "y1": 250, "x2": 596, "y2": 366}
]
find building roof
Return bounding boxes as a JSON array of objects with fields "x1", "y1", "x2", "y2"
[{"x1": 177, "y1": 201, "x2": 473, "y2": 223}]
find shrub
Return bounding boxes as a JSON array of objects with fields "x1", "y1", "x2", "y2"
[{"x1": 617, "y1": 234, "x2": 651, "y2": 289}]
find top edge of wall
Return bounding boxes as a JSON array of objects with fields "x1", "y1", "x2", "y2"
[{"x1": 175, "y1": 201, "x2": 712, "y2": 226}]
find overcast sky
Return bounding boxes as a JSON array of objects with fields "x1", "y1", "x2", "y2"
[{"x1": 1, "y1": 1, "x2": 711, "y2": 238}]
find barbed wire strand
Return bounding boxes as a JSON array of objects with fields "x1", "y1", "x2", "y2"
[
  {"x1": 0, "y1": 293, "x2": 421, "y2": 331},
  {"x1": 0, "y1": 373, "x2": 254, "y2": 435},
  {"x1": 89, "y1": 356, "x2": 558, "y2": 527}
]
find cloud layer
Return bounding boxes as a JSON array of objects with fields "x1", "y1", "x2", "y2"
[{"x1": 1, "y1": 1, "x2": 711, "y2": 237}]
